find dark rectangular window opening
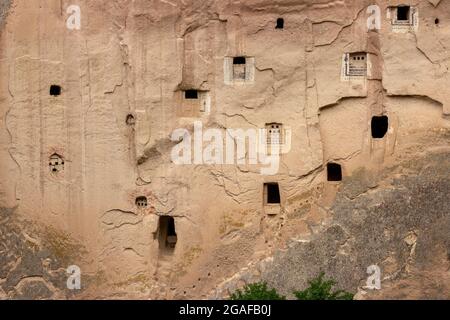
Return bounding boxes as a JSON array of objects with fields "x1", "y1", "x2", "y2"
[
  {"x1": 265, "y1": 183, "x2": 281, "y2": 204},
  {"x1": 371, "y1": 116, "x2": 389, "y2": 139},
  {"x1": 276, "y1": 18, "x2": 284, "y2": 29},
  {"x1": 327, "y1": 163, "x2": 342, "y2": 182},
  {"x1": 159, "y1": 216, "x2": 177, "y2": 251},
  {"x1": 184, "y1": 90, "x2": 198, "y2": 99},
  {"x1": 397, "y1": 6, "x2": 410, "y2": 21},
  {"x1": 50, "y1": 85, "x2": 61, "y2": 96},
  {"x1": 233, "y1": 57, "x2": 246, "y2": 65}
]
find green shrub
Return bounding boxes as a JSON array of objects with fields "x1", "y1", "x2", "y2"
[
  {"x1": 230, "y1": 282, "x2": 286, "y2": 300},
  {"x1": 294, "y1": 272, "x2": 354, "y2": 300}
]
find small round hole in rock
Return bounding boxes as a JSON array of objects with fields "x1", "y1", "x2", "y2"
[
  {"x1": 126, "y1": 114, "x2": 135, "y2": 126},
  {"x1": 435, "y1": 18, "x2": 440, "y2": 25}
]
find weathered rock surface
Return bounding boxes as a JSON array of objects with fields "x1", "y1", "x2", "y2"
[
  {"x1": 0, "y1": 0, "x2": 449, "y2": 299},
  {"x1": 212, "y1": 148, "x2": 450, "y2": 299},
  {"x1": 0, "y1": 207, "x2": 85, "y2": 299}
]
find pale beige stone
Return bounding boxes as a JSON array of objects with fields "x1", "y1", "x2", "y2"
[{"x1": 0, "y1": 0, "x2": 449, "y2": 299}]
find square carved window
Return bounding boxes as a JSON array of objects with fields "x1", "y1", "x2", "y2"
[
  {"x1": 178, "y1": 90, "x2": 211, "y2": 117},
  {"x1": 265, "y1": 123, "x2": 284, "y2": 145},
  {"x1": 390, "y1": 6, "x2": 418, "y2": 31},
  {"x1": 344, "y1": 53, "x2": 367, "y2": 77},
  {"x1": 224, "y1": 56, "x2": 255, "y2": 84}
]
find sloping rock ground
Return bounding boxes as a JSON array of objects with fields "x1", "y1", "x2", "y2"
[
  {"x1": 212, "y1": 145, "x2": 450, "y2": 300},
  {"x1": 0, "y1": 0, "x2": 11, "y2": 24},
  {"x1": 0, "y1": 0, "x2": 449, "y2": 299},
  {"x1": 0, "y1": 207, "x2": 88, "y2": 299}
]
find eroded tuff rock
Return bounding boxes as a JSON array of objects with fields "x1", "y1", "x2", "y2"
[
  {"x1": 0, "y1": 0, "x2": 449, "y2": 299},
  {"x1": 0, "y1": 207, "x2": 86, "y2": 299},
  {"x1": 212, "y1": 148, "x2": 450, "y2": 300}
]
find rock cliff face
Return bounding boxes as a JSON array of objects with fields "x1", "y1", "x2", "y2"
[{"x1": 0, "y1": 0, "x2": 449, "y2": 299}]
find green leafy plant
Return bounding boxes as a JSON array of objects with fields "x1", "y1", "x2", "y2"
[
  {"x1": 294, "y1": 272, "x2": 354, "y2": 300},
  {"x1": 230, "y1": 282, "x2": 286, "y2": 300}
]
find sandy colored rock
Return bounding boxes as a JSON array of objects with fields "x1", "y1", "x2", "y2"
[{"x1": 0, "y1": 0, "x2": 449, "y2": 299}]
